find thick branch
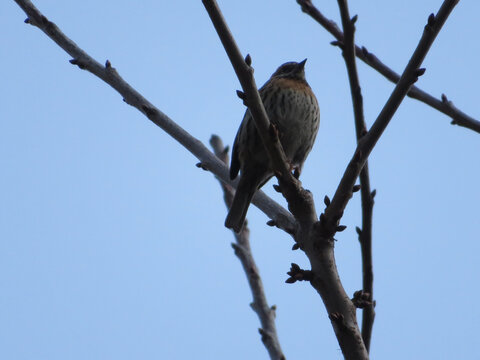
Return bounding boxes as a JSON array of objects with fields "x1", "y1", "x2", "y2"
[
  {"x1": 210, "y1": 135, "x2": 285, "y2": 360},
  {"x1": 336, "y1": 0, "x2": 375, "y2": 351},
  {"x1": 297, "y1": 0, "x2": 480, "y2": 134},
  {"x1": 13, "y1": 0, "x2": 295, "y2": 232}
]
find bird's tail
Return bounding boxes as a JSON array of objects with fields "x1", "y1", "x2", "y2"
[{"x1": 225, "y1": 176, "x2": 258, "y2": 233}]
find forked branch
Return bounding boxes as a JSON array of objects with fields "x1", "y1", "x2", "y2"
[
  {"x1": 202, "y1": 0, "x2": 366, "y2": 358},
  {"x1": 322, "y1": 0, "x2": 460, "y2": 235}
]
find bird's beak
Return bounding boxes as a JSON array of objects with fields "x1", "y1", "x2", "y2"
[{"x1": 297, "y1": 58, "x2": 307, "y2": 70}]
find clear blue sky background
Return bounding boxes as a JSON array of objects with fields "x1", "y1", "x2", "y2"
[{"x1": 1, "y1": 1, "x2": 479, "y2": 359}]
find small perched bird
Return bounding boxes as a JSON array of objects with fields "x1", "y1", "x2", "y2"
[{"x1": 225, "y1": 59, "x2": 320, "y2": 232}]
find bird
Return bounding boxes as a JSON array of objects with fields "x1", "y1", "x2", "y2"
[{"x1": 225, "y1": 59, "x2": 320, "y2": 232}]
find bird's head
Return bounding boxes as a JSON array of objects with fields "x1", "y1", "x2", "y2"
[{"x1": 271, "y1": 59, "x2": 307, "y2": 81}]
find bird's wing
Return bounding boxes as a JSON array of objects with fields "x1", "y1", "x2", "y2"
[{"x1": 229, "y1": 110, "x2": 249, "y2": 180}]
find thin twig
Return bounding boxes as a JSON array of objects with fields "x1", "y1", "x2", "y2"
[
  {"x1": 13, "y1": 0, "x2": 295, "y2": 232},
  {"x1": 210, "y1": 135, "x2": 285, "y2": 360},
  {"x1": 297, "y1": 0, "x2": 480, "y2": 134},
  {"x1": 336, "y1": 0, "x2": 375, "y2": 351},
  {"x1": 310, "y1": 3, "x2": 458, "y2": 357},
  {"x1": 202, "y1": 1, "x2": 369, "y2": 358},
  {"x1": 323, "y1": 0, "x2": 460, "y2": 235}
]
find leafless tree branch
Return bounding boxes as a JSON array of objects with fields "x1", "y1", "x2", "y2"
[
  {"x1": 210, "y1": 135, "x2": 285, "y2": 360},
  {"x1": 14, "y1": 0, "x2": 461, "y2": 358},
  {"x1": 314, "y1": 0, "x2": 458, "y2": 356},
  {"x1": 336, "y1": 0, "x2": 375, "y2": 351},
  {"x1": 297, "y1": 0, "x2": 480, "y2": 134},
  {"x1": 309, "y1": 2, "x2": 458, "y2": 357},
  {"x1": 201, "y1": 0, "x2": 369, "y2": 358},
  {"x1": 202, "y1": 0, "x2": 459, "y2": 357},
  {"x1": 322, "y1": 0, "x2": 459, "y2": 235},
  {"x1": 13, "y1": 0, "x2": 295, "y2": 233}
]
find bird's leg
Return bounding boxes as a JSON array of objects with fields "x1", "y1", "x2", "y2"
[
  {"x1": 293, "y1": 166, "x2": 301, "y2": 179},
  {"x1": 285, "y1": 161, "x2": 301, "y2": 179}
]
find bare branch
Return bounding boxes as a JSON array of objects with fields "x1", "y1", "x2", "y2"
[
  {"x1": 201, "y1": 1, "x2": 368, "y2": 358},
  {"x1": 336, "y1": 0, "x2": 375, "y2": 350},
  {"x1": 14, "y1": 0, "x2": 460, "y2": 358},
  {"x1": 210, "y1": 135, "x2": 285, "y2": 360},
  {"x1": 322, "y1": 0, "x2": 459, "y2": 236},
  {"x1": 304, "y1": 4, "x2": 458, "y2": 358},
  {"x1": 203, "y1": 0, "x2": 458, "y2": 357},
  {"x1": 297, "y1": 0, "x2": 480, "y2": 134},
  {"x1": 13, "y1": 0, "x2": 295, "y2": 232}
]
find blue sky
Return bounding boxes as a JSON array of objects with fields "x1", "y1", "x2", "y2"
[{"x1": 1, "y1": 1, "x2": 479, "y2": 359}]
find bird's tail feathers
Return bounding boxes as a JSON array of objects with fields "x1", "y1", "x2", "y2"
[{"x1": 225, "y1": 176, "x2": 258, "y2": 233}]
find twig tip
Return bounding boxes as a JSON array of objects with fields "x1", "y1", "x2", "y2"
[
  {"x1": 416, "y1": 68, "x2": 426, "y2": 77},
  {"x1": 330, "y1": 40, "x2": 343, "y2": 48},
  {"x1": 286, "y1": 263, "x2": 312, "y2": 283},
  {"x1": 69, "y1": 58, "x2": 86, "y2": 69},
  {"x1": 245, "y1": 53, "x2": 252, "y2": 66},
  {"x1": 352, "y1": 290, "x2": 373, "y2": 308},
  {"x1": 323, "y1": 195, "x2": 331, "y2": 207},
  {"x1": 236, "y1": 90, "x2": 245, "y2": 100},
  {"x1": 195, "y1": 162, "x2": 209, "y2": 171}
]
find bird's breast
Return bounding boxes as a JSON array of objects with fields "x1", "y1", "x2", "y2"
[{"x1": 264, "y1": 78, "x2": 320, "y2": 162}]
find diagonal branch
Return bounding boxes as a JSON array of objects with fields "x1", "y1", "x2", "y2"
[
  {"x1": 201, "y1": 0, "x2": 458, "y2": 358},
  {"x1": 297, "y1": 0, "x2": 480, "y2": 134},
  {"x1": 210, "y1": 135, "x2": 285, "y2": 360},
  {"x1": 201, "y1": 0, "x2": 367, "y2": 358},
  {"x1": 336, "y1": 0, "x2": 375, "y2": 351},
  {"x1": 202, "y1": 0, "x2": 318, "y2": 228},
  {"x1": 305, "y1": 2, "x2": 458, "y2": 359},
  {"x1": 13, "y1": 0, "x2": 295, "y2": 232},
  {"x1": 322, "y1": 0, "x2": 459, "y2": 235}
]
